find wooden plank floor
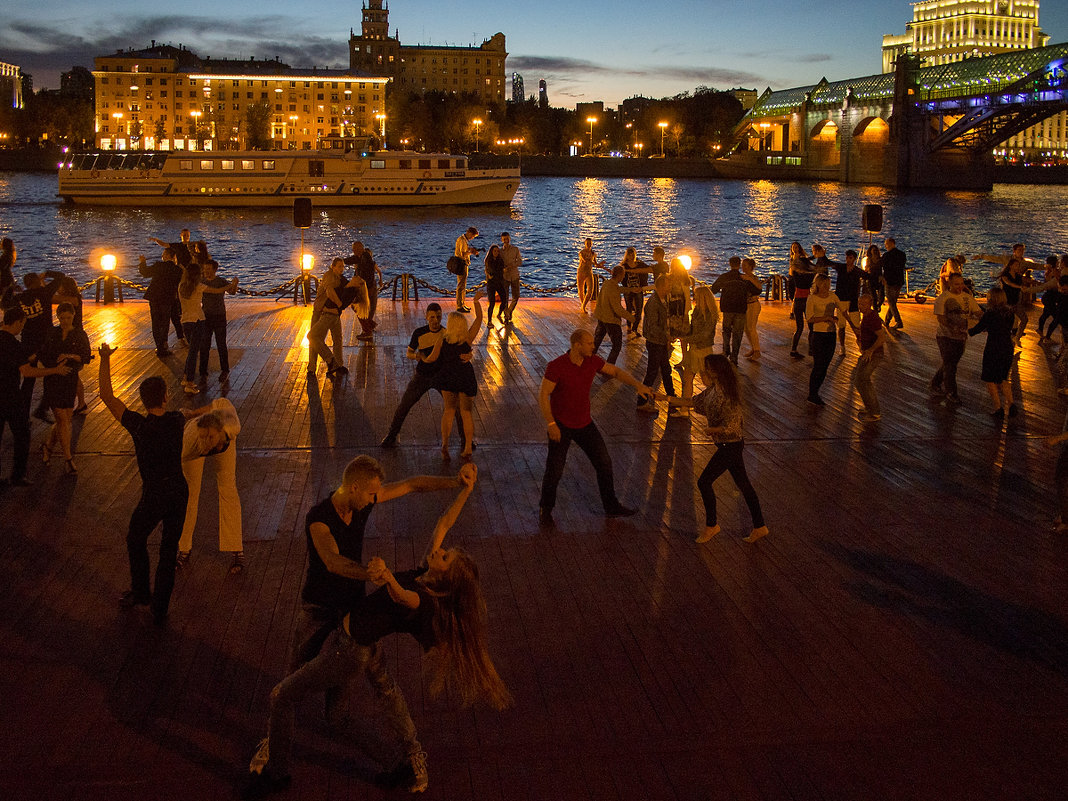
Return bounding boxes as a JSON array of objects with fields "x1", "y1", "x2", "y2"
[{"x1": 2, "y1": 294, "x2": 1068, "y2": 801}]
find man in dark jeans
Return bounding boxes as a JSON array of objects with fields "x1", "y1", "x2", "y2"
[
  {"x1": 199, "y1": 259, "x2": 238, "y2": 382},
  {"x1": 710, "y1": 256, "x2": 760, "y2": 365},
  {"x1": 139, "y1": 247, "x2": 184, "y2": 357},
  {"x1": 98, "y1": 343, "x2": 187, "y2": 625},
  {"x1": 882, "y1": 237, "x2": 907, "y2": 329},
  {"x1": 537, "y1": 328, "x2": 651, "y2": 527},
  {"x1": 637, "y1": 275, "x2": 674, "y2": 414},
  {"x1": 380, "y1": 303, "x2": 464, "y2": 448}
]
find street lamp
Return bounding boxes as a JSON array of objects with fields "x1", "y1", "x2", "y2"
[
  {"x1": 758, "y1": 122, "x2": 771, "y2": 151},
  {"x1": 658, "y1": 121, "x2": 668, "y2": 157},
  {"x1": 636, "y1": 142, "x2": 643, "y2": 157},
  {"x1": 587, "y1": 116, "x2": 597, "y2": 154},
  {"x1": 190, "y1": 110, "x2": 202, "y2": 149},
  {"x1": 472, "y1": 118, "x2": 482, "y2": 152},
  {"x1": 375, "y1": 113, "x2": 387, "y2": 147},
  {"x1": 112, "y1": 112, "x2": 124, "y2": 147}
]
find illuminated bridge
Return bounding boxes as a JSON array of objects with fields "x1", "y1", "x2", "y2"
[{"x1": 721, "y1": 42, "x2": 1068, "y2": 190}]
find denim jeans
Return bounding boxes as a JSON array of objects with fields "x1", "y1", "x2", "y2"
[
  {"x1": 855, "y1": 352, "x2": 883, "y2": 415},
  {"x1": 721, "y1": 311, "x2": 747, "y2": 361},
  {"x1": 383, "y1": 371, "x2": 465, "y2": 443},
  {"x1": 506, "y1": 279, "x2": 521, "y2": 317},
  {"x1": 593, "y1": 320, "x2": 623, "y2": 364},
  {"x1": 267, "y1": 628, "x2": 419, "y2": 777},
  {"x1": 697, "y1": 440, "x2": 764, "y2": 528},
  {"x1": 791, "y1": 297, "x2": 808, "y2": 351},
  {"x1": 641, "y1": 342, "x2": 675, "y2": 398},
  {"x1": 199, "y1": 315, "x2": 229, "y2": 374},
  {"x1": 808, "y1": 330, "x2": 837, "y2": 398},
  {"x1": 308, "y1": 310, "x2": 343, "y2": 370},
  {"x1": 932, "y1": 336, "x2": 966, "y2": 396},
  {"x1": 127, "y1": 479, "x2": 188, "y2": 619},
  {"x1": 182, "y1": 319, "x2": 204, "y2": 382},
  {"x1": 540, "y1": 422, "x2": 618, "y2": 512},
  {"x1": 884, "y1": 284, "x2": 903, "y2": 327}
]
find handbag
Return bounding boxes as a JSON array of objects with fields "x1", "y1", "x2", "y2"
[{"x1": 446, "y1": 256, "x2": 465, "y2": 276}]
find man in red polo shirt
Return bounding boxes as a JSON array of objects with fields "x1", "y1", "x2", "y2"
[{"x1": 537, "y1": 328, "x2": 652, "y2": 527}]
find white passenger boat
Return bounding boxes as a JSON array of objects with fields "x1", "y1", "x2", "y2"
[{"x1": 57, "y1": 137, "x2": 519, "y2": 207}]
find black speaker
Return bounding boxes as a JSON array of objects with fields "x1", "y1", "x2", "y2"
[
  {"x1": 293, "y1": 197, "x2": 312, "y2": 228},
  {"x1": 862, "y1": 204, "x2": 883, "y2": 233}
]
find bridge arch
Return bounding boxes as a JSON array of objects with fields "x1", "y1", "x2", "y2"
[
  {"x1": 810, "y1": 119, "x2": 838, "y2": 139},
  {"x1": 853, "y1": 116, "x2": 889, "y2": 141}
]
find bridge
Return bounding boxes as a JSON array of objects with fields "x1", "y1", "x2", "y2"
[{"x1": 721, "y1": 42, "x2": 1068, "y2": 190}]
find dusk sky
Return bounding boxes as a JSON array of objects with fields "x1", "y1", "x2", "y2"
[{"x1": 5, "y1": 0, "x2": 1068, "y2": 104}]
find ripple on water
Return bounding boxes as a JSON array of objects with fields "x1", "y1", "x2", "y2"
[{"x1": 1, "y1": 171, "x2": 1066, "y2": 294}]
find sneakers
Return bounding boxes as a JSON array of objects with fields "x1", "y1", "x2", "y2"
[
  {"x1": 249, "y1": 737, "x2": 270, "y2": 775},
  {"x1": 605, "y1": 503, "x2": 638, "y2": 518},
  {"x1": 229, "y1": 551, "x2": 246, "y2": 575},
  {"x1": 327, "y1": 364, "x2": 349, "y2": 378},
  {"x1": 743, "y1": 526, "x2": 769, "y2": 543},
  {"x1": 408, "y1": 750, "x2": 429, "y2": 793},
  {"x1": 176, "y1": 550, "x2": 191, "y2": 568},
  {"x1": 119, "y1": 590, "x2": 151, "y2": 608},
  {"x1": 695, "y1": 525, "x2": 720, "y2": 544}
]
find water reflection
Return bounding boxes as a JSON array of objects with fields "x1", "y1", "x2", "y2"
[{"x1": 2, "y1": 172, "x2": 1067, "y2": 294}]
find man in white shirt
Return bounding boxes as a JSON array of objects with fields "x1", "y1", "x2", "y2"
[
  {"x1": 500, "y1": 232, "x2": 523, "y2": 323},
  {"x1": 453, "y1": 227, "x2": 480, "y2": 312},
  {"x1": 931, "y1": 272, "x2": 982, "y2": 404}
]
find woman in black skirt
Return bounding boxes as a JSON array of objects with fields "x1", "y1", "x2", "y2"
[
  {"x1": 429, "y1": 291, "x2": 483, "y2": 460},
  {"x1": 40, "y1": 302, "x2": 91, "y2": 473}
]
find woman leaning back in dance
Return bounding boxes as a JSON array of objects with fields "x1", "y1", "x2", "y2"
[
  {"x1": 243, "y1": 462, "x2": 510, "y2": 799},
  {"x1": 661, "y1": 353, "x2": 768, "y2": 544}
]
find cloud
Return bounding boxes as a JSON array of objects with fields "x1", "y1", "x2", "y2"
[
  {"x1": 509, "y1": 55, "x2": 766, "y2": 89},
  {"x1": 0, "y1": 15, "x2": 350, "y2": 86}
]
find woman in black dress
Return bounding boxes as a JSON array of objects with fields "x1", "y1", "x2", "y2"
[
  {"x1": 969, "y1": 285, "x2": 1017, "y2": 419},
  {"x1": 429, "y1": 291, "x2": 483, "y2": 460},
  {"x1": 40, "y1": 302, "x2": 91, "y2": 472}
]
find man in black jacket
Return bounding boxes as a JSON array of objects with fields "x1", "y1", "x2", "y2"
[
  {"x1": 139, "y1": 247, "x2": 184, "y2": 357},
  {"x1": 710, "y1": 256, "x2": 760, "y2": 365}
]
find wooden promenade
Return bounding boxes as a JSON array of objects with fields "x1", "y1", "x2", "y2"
[{"x1": 2, "y1": 294, "x2": 1067, "y2": 801}]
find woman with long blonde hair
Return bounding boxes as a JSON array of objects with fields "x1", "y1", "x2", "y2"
[
  {"x1": 427, "y1": 290, "x2": 483, "y2": 459},
  {"x1": 244, "y1": 464, "x2": 510, "y2": 798}
]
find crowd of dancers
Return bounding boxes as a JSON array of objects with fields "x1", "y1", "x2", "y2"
[{"x1": 2, "y1": 226, "x2": 1067, "y2": 796}]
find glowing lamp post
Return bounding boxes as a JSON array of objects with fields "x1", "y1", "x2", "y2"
[
  {"x1": 472, "y1": 118, "x2": 483, "y2": 153},
  {"x1": 636, "y1": 142, "x2": 643, "y2": 158},
  {"x1": 96, "y1": 253, "x2": 122, "y2": 304},
  {"x1": 296, "y1": 252, "x2": 316, "y2": 305},
  {"x1": 587, "y1": 117, "x2": 597, "y2": 154},
  {"x1": 375, "y1": 113, "x2": 387, "y2": 147},
  {"x1": 677, "y1": 254, "x2": 692, "y2": 271},
  {"x1": 190, "y1": 110, "x2": 202, "y2": 150},
  {"x1": 658, "y1": 121, "x2": 668, "y2": 157}
]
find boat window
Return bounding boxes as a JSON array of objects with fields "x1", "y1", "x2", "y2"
[
  {"x1": 73, "y1": 155, "x2": 94, "y2": 170},
  {"x1": 262, "y1": 160, "x2": 276, "y2": 170},
  {"x1": 180, "y1": 160, "x2": 194, "y2": 171},
  {"x1": 309, "y1": 160, "x2": 324, "y2": 177},
  {"x1": 418, "y1": 159, "x2": 431, "y2": 170},
  {"x1": 399, "y1": 160, "x2": 411, "y2": 169},
  {"x1": 107, "y1": 154, "x2": 127, "y2": 169},
  {"x1": 437, "y1": 159, "x2": 450, "y2": 169},
  {"x1": 370, "y1": 160, "x2": 385, "y2": 169},
  {"x1": 200, "y1": 160, "x2": 214, "y2": 170},
  {"x1": 221, "y1": 160, "x2": 235, "y2": 170},
  {"x1": 121, "y1": 156, "x2": 140, "y2": 170},
  {"x1": 241, "y1": 160, "x2": 255, "y2": 170}
]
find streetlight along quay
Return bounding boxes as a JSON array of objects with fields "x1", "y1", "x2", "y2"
[
  {"x1": 472, "y1": 118, "x2": 483, "y2": 153},
  {"x1": 658, "y1": 121, "x2": 668, "y2": 157},
  {"x1": 587, "y1": 116, "x2": 597, "y2": 154}
]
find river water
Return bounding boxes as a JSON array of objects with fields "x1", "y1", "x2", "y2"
[{"x1": 2, "y1": 171, "x2": 1067, "y2": 295}]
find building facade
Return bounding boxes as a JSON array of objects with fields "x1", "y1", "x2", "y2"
[
  {"x1": 511, "y1": 72, "x2": 525, "y2": 104},
  {"x1": 1, "y1": 60, "x2": 24, "y2": 111},
  {"x1": 92, "y1": 44, "x2": 388, "y2": 150},
  {"x1": 349, "y1": 0, "x2": 507, "y2": 104},
  {"x1": 882, "y1": 0, "x2": 1065, "y2": 161}
]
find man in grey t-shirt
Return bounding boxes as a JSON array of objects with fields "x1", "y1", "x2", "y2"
[{"x1": 930, "y1": 273, "x2": 981, "y2": 403}]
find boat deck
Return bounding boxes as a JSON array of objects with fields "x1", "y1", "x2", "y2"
[{"x1": 2, "y1": 295, "x2": 1067, "y2": 800}]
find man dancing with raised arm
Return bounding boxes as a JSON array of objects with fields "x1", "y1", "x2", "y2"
[{"x1": 538, "y1": 328, "x2": 652, "y2": 527}]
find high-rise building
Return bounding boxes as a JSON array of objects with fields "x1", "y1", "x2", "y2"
[
  {"x1": 511, "y1": 72, "x2": 524, "y2": 104},
  {"x1": 882, "y1": 0, "x2": 1065, "y2": 160},
  {"x1": 92, "y1": 43, "x2": 388, "y2": 151},
  {"x1": 349, "y1": 0, "x2": 507, "y2": 104},
  {"x1": 538, "y1": 79, "x2": 548, "y2": 109}
]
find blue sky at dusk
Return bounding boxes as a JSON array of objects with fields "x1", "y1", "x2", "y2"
[{"x1": 5, "y1": 0, "x2": 1067, "y2": 104}]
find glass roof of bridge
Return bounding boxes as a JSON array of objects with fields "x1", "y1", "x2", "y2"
[{"x1": 745, "y1": 41, "x2": 1068, "y2": 119}]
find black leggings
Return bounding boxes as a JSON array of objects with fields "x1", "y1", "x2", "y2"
[
  {"x1": 808, "y1": 330, "x2": 836, "y2": 399},
  {"x1": 791, "y1": 296, "x2": 808, "y2": 351},
  {"x1": 697, "y1": 440, "x2": 764, "y2": 528}
]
